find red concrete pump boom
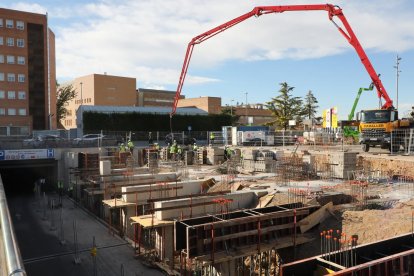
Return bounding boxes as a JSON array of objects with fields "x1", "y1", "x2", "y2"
[{"x1": 171, "y1": 4, "x2": 394, "y2": 116}]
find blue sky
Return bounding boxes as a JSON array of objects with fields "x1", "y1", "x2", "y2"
[{"x1": 3, "y1": 0, "x2": 414, "y2": 119}]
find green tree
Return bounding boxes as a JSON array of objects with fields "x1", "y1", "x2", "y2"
[
  {"x1": 56, "y1": 83, "x2": 77, "y2": 126},
  {"x1": 266, "y1": 82, "x2": 303, "y2": 130},
  {"x1": 303, "y1": 90, "x2": 319, "y2": 120},
  {"x1": 221, "y1": 106, "x2": 240, "y2": 125}
]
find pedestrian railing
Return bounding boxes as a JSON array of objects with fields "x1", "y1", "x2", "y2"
[{"x1": 0, "y1": 175, "x2": 26, "y2": 276}]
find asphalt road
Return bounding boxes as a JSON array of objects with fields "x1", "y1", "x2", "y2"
[{"x1": 7, "y1": 194, "x2": 164, "y2": 276}]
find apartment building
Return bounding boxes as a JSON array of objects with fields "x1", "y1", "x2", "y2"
[
  {"x1": 62, "y1": 74, "x2": 136, "y2": 129},
  {"x1": 0, "y1": 8, "x2": 56, "y2": 135}
]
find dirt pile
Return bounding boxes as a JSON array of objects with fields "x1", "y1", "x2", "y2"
[{"x1": 342, "y1": 200, "x2": 414, "y2": 245}]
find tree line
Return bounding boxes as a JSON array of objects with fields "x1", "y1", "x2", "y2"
[{"x1": 265, "y1": 82, "x2": 319, "y2": 130}]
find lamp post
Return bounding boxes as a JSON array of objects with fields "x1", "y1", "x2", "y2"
[
  {"x1": 80, "y1": 82, "x2": 83, "y2": 106},
  {"x1": 245, "y1": 92, "x2": 248, "y2": 125},
  {"x1": 394, "y1": 55, "x2": 401, "y2": 110}
]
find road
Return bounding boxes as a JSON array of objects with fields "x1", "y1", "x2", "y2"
[{"x1": 7, "y1": 194, "x2": 164, "y2": 276}]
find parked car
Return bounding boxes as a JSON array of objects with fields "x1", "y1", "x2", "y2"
[
  {"x1": 73, "y1": 134, "x2": 118, "y2": 146},
  {"x1": 73, "y1": 134, "x2": 105, "y2": 145},
  {"x1": 23, "y1": 135, "x2": 63, "y2": 147}
]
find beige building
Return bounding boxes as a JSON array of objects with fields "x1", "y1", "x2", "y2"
[
  {"x1": 0, "y1": 8, "x2": 56, "y2": 135},
  {"x1": 232, "y1": 105, "x2": 274, "y2": 126},
  {"x1": 137, "y1": 88, "x2": 184, "y2": 107},
  {"x1": 62, "y1": 74, "x2": 136, "y2": 129},
  {"x1": 177, "y1": 96, "x2": 221, "y2": 114}
]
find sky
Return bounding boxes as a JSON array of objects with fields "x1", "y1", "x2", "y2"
[{"x1": 2, "y1": 0, "x2": 414, "y2": 119}]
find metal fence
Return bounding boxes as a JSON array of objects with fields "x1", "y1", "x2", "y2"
[
  {"x1": 390, "y1": 129, "x2": 414, "y2": 155},
  {"x1": 0, "y1": 175, "x2": 26, "y2": 276}
]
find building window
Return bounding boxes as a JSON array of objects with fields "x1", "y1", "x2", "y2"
[
  {"x1": 0, "y1": 108, "x2": 5, "y2": 116},
  {"x1": 18, "y1": 91, "x2": 26, "y2": 100},
  {"x1": 16, "y1": 39, "x2": 24, "y2": 48},
  {"x1": 16, "y1": 21, "x2": 24, "y2": 30},
  {"x1": 0, "y1": 19, "x2": 3, "y2": 28},
  {"x1": 7, "y1": 74, "x2": 15, "y2": 82},
  {"x1": 18, "y1": 108, "x2": 26, "y2": 116},
  {"x1": 0, "y1": 91, "x2": 4, "y2": 99},
  {"x1": 6, "y1": 55, "x2": 15, "y2": 64},
  {"x1": 8, "y1": 108, "x2": 16, "y2": 116},
  {"x1": 6, "y1": 37, "x2": 14, "y2": 46},
  {"x1": 0, "y1": 55, "x2": 3, "y2": 63},
  {"x1": 18, "y1": 74, "x2": 25, "y2": 83},
  {"x1": 17, "y1": 56, "x2": 25, "y2": 65},
  {"x1": 0, "y1": 73, "x2": 4, "y2": 81},
  {"x1": 0, "y1": 36, "x2": 3, "y2": 45},
  {"x1": 6, "y1": 19, "x2": 13, "y2": 28},
  {"x1": 8, "y1": 91, "x2": 16, "y2": 99}
]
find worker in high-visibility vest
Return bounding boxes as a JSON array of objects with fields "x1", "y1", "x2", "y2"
[
  {"x1": 177, "y1": 145, "x2": 183, "y2": 160},
  {"x1": 170, "y1": 141, "x2": 177, "y2": 160},
  {"x1": 210, "y1": 132, "x2": 215, "y2": 145},
  {"x1": 119, "y1": 143, "x2": 126, "y2": 152},
  {"x1": 127, "y1": 139, "x2": 134, "y2": 152}
]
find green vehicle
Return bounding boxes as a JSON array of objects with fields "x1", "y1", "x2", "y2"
[{"x1": 343, "y1": 83, "x2": 374, "y2": 141}]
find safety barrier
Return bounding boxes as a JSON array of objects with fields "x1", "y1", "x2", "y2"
[{"x1": 0, "y1": 175, "x2": 26, "y2": 276}]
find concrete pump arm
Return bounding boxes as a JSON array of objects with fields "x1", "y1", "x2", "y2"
[{"x1": 171, "y1": 4, "x2": 393, "y2": 116}]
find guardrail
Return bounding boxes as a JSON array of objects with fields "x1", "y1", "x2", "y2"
[{"x1": 0, "y1": 175, "x2": 26, "y2": 276}]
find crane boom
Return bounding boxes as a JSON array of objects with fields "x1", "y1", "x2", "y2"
[{"x1": 171, "y1": 4, "x2": 393, "y2": 116}]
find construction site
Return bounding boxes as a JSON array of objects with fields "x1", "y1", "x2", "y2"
[
  {"x1": 53, "y1": 141, "x2": 414, "y2": 276},
  {"x1": 1, "y1": 2, "x2": 414, "y2": 276}
]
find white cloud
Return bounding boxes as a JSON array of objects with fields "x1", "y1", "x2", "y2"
[
  {"x1": 13, "y1": 0, "x2": 413, "y2": 89},
  {"x1": 9, "y1": 2, "x2": 47, "y2": 14}
]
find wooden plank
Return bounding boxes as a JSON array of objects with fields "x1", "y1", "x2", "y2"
[
  {"x1": 255, "y1": 194, "x2": 274, "y2": 208},
  {"x1": 203, "y1": 222, "x2": 299, "y2": 244},
  {"x1": 195, "y1": 235, "x2": 313, "y2": 263},
  {"x1": 194, "y1": 208, "x2": 311, "y2": 228},
  {"x1": 299, "y1": 202, "x2": 333, "y2": 233}
]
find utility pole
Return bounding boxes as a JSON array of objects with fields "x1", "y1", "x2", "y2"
[
  {"x1": 80, "y1": 82, "x2": 83, "y2": 107},
  {"x1": 394, "y1": 55, "x2": 401, "y2": 110},
  {"x1": 230, "y1": 99, "x2": 234, "y2": 116},
  {"x1": 245, "y1": 92, "x2": 248, "y2": 125}
]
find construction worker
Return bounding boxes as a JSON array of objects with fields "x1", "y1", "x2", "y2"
[
  {"x1": 210, "y1": 132, "x2": 215, "y2": 145},
  {"x1": 193, "y1": 142, "x2": 198, "y2": 151},
  {"x1": 154, "y1": 143, "x2": 160, "y2": 151},
  {"x1": 177, "y1": 145, "x2": 183, "y2": 160},
  {"x1": 119, "y1": 143, "x2": 126, "y2": 152},
  {"x1": 127, "y1": 139, "x2": 134, "y2": 152},
  {"x1": 170, "y1": 141, "x2": 177, "y2": 160},
  {"x1": 225, "y1": 146, "x2": 233, "y2": 160}
]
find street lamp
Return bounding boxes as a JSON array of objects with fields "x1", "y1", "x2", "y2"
[
  {"x1": 394, "y1": 55, "x2": 401, "y2": 110},
  {"x1": 80, "y1": 82, "x2": 83, "y2": 106},
  {"x1": 245, "y1": 92, "x2": 248, "y2": 125}
]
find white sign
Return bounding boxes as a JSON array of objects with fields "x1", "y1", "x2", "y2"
[
  {"x1": 1, "y1": 149, "x2": 54, "y2": 161},
  {"x1": 289, "y1": 120, "x2": 296, "y2": 126},
  {"x1": 248, "y1": 117, "x2": 254, "y2": 124}
]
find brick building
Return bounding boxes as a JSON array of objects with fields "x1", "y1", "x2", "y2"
[
  {"x1": 177, "y1": 96, "x2": 221, "y2": 114},
  {"x1": 0, "y1": 8, "x2": 56, "y2": 135},
  {"x1": 62, "y1": 73, "x2": 136, "y2": 129},
  {"x1": 232, "y1": 105, "x2": 273, "y2": 126},
  {"x1": 137, "y1": 88, "x2": 184, "y2": 107}
]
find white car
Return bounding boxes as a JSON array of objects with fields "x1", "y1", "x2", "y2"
[{"x1": 73, "y1": 134, "x2": 105, "y2": 145}]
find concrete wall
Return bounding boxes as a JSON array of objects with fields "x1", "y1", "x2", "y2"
[
  {"x1": 155, "y1": 191, "x2": 257, "y2": 220},
  {"x1": 121, "y1": 178, "x2": 204, "y2": 204}
]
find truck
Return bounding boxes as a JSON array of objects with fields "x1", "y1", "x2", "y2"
[
  {"x1": 169, "y1": 4, "x2": 409, "y2": 153},
  {"x1": 358, "y1": 109, "x2": 412, "y2": 152}
]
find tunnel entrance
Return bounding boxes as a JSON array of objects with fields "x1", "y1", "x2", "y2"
[{"x1": 0, "y1": 159, "x2": 57, "y2": 196}]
